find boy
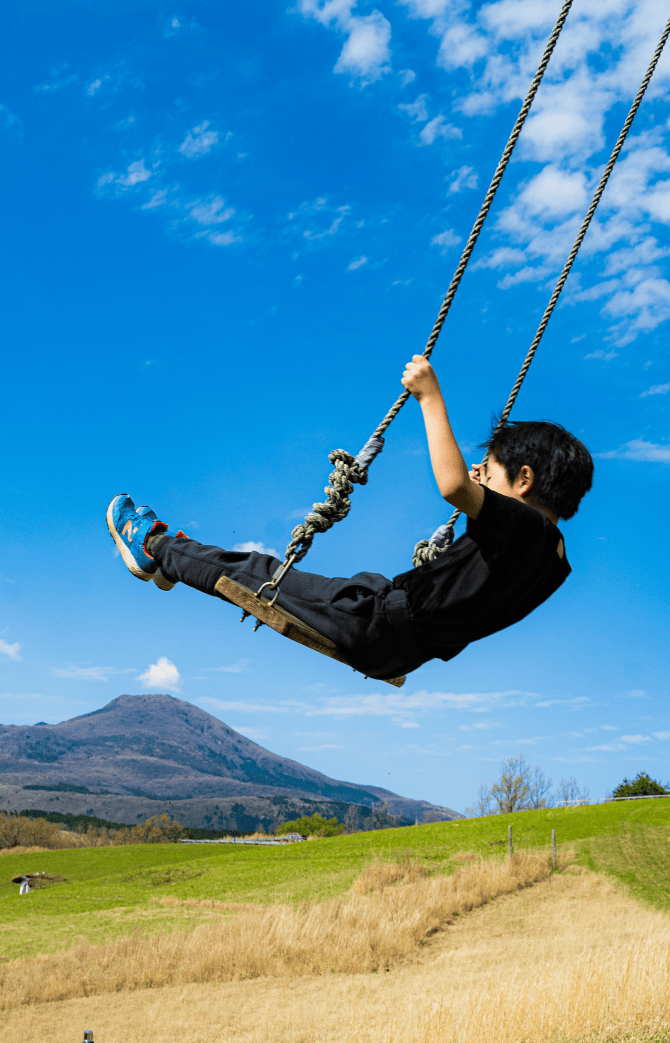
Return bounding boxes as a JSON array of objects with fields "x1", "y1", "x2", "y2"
[{"x1": 107, "y1": 355, "x2": 593, "y2": 682}]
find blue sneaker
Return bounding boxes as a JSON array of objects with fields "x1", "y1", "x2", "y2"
[
  {"x1": 107, "y1": 494, "x2": 170, "y2": 584},
  {"x1": 136, "y1": 505, "x2": 175, "y2": 591}
]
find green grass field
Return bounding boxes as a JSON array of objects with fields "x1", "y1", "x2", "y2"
[{"x1": 1, "y1": 798, "x2": 669, "y2": 962}]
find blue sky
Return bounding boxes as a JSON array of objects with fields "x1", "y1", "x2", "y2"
[{"x1": 2, "y1": 0, "x2": 670, "y2": 814}]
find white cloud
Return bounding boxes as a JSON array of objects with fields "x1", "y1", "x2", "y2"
[
  {"x1": 392, "y1": 0, "x2": 670, "y2": 344},
  {"x1": 0, "y1": 639, "x2": 21, "y2": 661},
  {"x1": 0, "y1": 104, "x2": 22, "y2": 136},
  {"x1": 299, "y1": 0, "x2": 391, "y2": 84},
  {"x1": 398, "y1": 69, "x2": 416, "y2": 86},
  {"x1": 232, "y1": 541, "x2": 279, "y2": 558},
  {"x1": 419, "y1": 115, "x2": 461, "y2": 146},
  {"x1": 232, "y1": 726, "x2": 271, "y2": 741},
  {"x1": 137, "y1": 656, "x2": 181, "y2": 692},
  {"x1": 335, "y1": 11, "x2": 391, "y2": 81},
  {"x1": 347, "y1": 255, "x2": 367, "y2": 270},
  {"x1": 597, "y1": 439, "x2": 670, "y2": 463},
  {"x1": 584, "y1": 348, "x2": 618, "y2": 361},
  {"x1": 654, "y1": 731, "x2": 670, "y2": 740},
  {"x1": 398, "y1": 94, "x2": 429, "y2": 122},
  {"x1": 641, "y1": 382, "x2": 670, "y2": 397},
  {"x1": 448, "y1": 165, "x2": 478, "y2": 194},
  {"x1": 98, "y1": 159, "x2": 152, "y2": 190},
  {"x1": 621, "y1": 734, "x2": 653, "y2": 744},
  {"x1": 187, "y1": 195, "x2": 234, "y2": 225},
  {"x1": 52, "y1": 666, "x2": 118, "y2": 681},
  {"x1": 204, "y1": 660, "x2": 251, "y2": 674},
  {"x1": 299, "y1": 743, "x2": 343, "y2": 749},
  {"x1": 287, "y1": 197, "x2": 351, "y2": 242},
  {"x1": 431, "y1": 228, "x2": 462, "y2": 253},
  {"x1": 179, "y1": 121, "x2": 219, "y2": 158}
]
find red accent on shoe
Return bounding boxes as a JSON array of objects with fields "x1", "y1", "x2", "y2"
[
  {"x1": 143, "y1": 520, "x2": 169, "y2": 560},
  {"x1": 175, "y1": 530, "x2": 189, "y2": 540}
]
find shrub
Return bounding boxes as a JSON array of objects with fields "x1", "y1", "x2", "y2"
[
  {"x1": 613, "y1": 772, "x2": 668, "y2": 798},
  {"x1": 276, "y1": 813, "x2": 345, "y2": 837}
]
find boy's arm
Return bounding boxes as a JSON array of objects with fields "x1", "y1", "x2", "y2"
[{"x1": 402, "y1": 355, "x2": 485, "y2": 520}]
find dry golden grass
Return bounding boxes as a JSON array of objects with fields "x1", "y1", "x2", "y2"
[
  {"x1": 0, "y1": 845, "x2": 49, "y2": 857},
  {"x1": 1, "y1": 870, "x2": 669, "y2": 1043},
  {"x1": 0, "y1": 851, "x2": 549, "y2": 1009},
  {"x1": 351, "y1": 853, "x2": 431, "y2": 894}
]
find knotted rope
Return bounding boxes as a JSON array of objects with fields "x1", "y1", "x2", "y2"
[
  {"x1": 413, "y1": 11, "x2": 670, "y2": 567},
  {"x1": 278, "y1": 0, "x2": 574, "y2": 573}
]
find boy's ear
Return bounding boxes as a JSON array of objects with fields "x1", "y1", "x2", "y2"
[{"x1": 518, "y1": 465, "x2": 535, "y2": 496}]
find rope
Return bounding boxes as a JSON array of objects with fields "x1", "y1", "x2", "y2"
[
  {"x1": 279, "y1": 0, "x2": 575, "y2": 570},
  {"x1": 413, "y1": 12, "x2": 670, "y2": 568}
]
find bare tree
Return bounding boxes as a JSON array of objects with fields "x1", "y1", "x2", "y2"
[
  {"x1": 556, "y1": 776, "x2": 590, "y2": 806},
  {"x1": 465, "y1": 782, "x2": 494, "y2": 818},
  {"x1": 527, "y1": 764, "x2": 553, "y2": 809},
  {"x1": 490, "y1": 756, "x2": 531, "y2": 814}
]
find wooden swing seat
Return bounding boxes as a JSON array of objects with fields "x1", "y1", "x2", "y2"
[{"x1": 214, "y1": 574, "x2": 406, "y2": 688}]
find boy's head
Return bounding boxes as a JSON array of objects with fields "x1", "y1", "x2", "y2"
[{"x1": 481, "y1": 420, "x2": 593, "y2": 520}]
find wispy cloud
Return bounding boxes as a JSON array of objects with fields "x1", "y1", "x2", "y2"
[
  {"x1": 98, "y1": 159, "x2": 153, "y2": 190},
  {"x1": 0, "y1": 639, "x2": 21, "y2": 661},
  {"x1": 419, "y1": 115, "x2": 461, "y2": 145},
  {"x1": 179, "y1": 121, "x2": 219, "y2": 158},
  {"x1": 0, "y1": 104, "x2": 22, "y2": 137},
  {"x1": 287, "y1": 197, "x2": 352, "y2": 242},
  {"x1": 203, "y1": 660, "x2": 251, "y2": 674},
  {"x1": 347, "y1": 255, "x2": 367, "y2": 270},
  {"x1": 620, "y1": 733, "x2": 653, "y2": 744},
  {"x1": 431, "y1": 228, "x2": 461, "y2": 253},
  {"x1": 641, "y1": 383, "x2": 670, "y2": 397},
  {"x1": 137, "y1": 656, "x2": 181, "y2": 692},
  {"x1": 597, "y1": 439, "x2": 670, "y2": 463},
  {"x1": 299, "y1": 743, "x2": 343, "y2": 750},
  {"x1": 52, "y1": 665, "x2": 130, "y2": 682},
  {"x1": 232, "y1": 540, "x2": 279, "y2": 558},
  {"x1": 448, "y1": 165, "x2": 478, "y2": 194}
]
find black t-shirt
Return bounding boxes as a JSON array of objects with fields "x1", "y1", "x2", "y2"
[{"x1": 393, "y1": 487, "x2": 570, "y2": 662}]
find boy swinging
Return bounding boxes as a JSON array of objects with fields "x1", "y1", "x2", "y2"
[{"x1": 107, "y1": 356, "x2": 593, "y2": 683}]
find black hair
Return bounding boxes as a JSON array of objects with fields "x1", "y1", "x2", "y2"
[{"x1": 481, "y1": 420, "x2": 593, "y2": 520}]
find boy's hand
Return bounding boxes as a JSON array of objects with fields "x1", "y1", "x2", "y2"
[
  {"x1": 402, "y1": 355, "x2": 442, "y2": 403},
  {"x1": 469, "y1": 463, "x2": 488, "y2": 486}
]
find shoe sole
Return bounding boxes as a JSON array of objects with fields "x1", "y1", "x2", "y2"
[
  {"x1": 152, "y1": 569, "x2": 175, "y2": 592},
  {"x1": 106, "y1": 497, "x2": 153, "y2": 582}
]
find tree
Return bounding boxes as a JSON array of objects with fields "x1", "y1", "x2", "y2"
[
  {"x1": 556, "y1": 777, "x2": 590, "y2": 806},
  {"x1": 465, "y1": 782, "x2": 494, "y2": 818},
  {"x1": 276, "y1": 813, "x2": 345, "y2": 837},
  {"x1": 527, "y1": 765, "x2": 553, "y2": 809},
  {"x1": 612, "y1": 772, "x2": 668, "y2": 798},
  {"x1": 490, "y1": 756, "x2": 531, "y2": 814}
]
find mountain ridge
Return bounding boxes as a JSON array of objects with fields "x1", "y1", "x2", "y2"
[{"x1": 0, "y1": 693, "x2": 461, "y2": 828}]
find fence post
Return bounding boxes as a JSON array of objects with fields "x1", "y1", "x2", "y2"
[
  {"x1": 508, "y1": 824, "x2": 513, "y2": 856},
  {"x1": 551, "y1": 828, "x2": 557, "y2": 866}
]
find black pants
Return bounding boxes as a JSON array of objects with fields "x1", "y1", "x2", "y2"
[{"x1": 153, "y1": 536, "x2": 430, "y2": 681}]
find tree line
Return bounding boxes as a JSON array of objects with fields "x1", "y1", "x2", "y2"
[{"x1": 465, "y1": 757, "x2": 668, "y2": 817}]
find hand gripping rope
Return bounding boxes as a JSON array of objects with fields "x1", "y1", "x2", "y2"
[{"x1": 255, "y1": 6, "x2": 670, "y2": 608}]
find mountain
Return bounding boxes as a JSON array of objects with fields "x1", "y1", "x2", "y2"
[{"x1": 0, "y1": 693, "x2": 461, "y2": 830}]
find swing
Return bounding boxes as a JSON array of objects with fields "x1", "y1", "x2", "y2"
[{"x1": 219, "y1": 9, "x2": 670, "y2": 685}]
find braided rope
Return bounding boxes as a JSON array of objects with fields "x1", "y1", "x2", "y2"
[
  {"x1": 279, "y1": 0, "x2": 574, "y2": 573},
  {"x1": 413, "y1": 12, "x2": 670, "y2": 568}
]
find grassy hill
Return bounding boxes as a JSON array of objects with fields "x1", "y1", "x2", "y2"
[{"x1": 1, "y1": 798, "x2": 669, "y2": 962}]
